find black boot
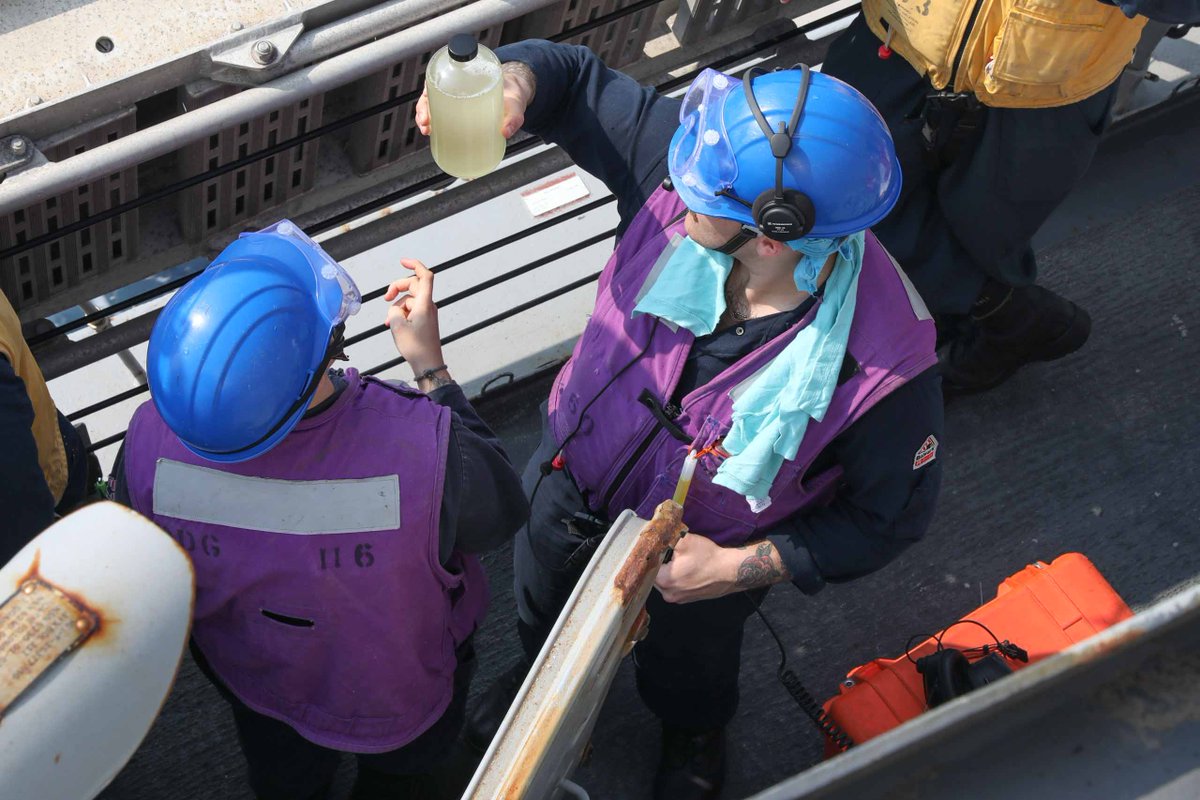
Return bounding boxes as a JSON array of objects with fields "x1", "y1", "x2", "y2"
[
  {"x1": 653, "y1": 725, "x2": 726, "y2": 800},
  {"x1": 939, "y1": 281, "x2": 1091, "y2": 396},
  {"x1": 463, "y1": 659, "x2": 530, "y2": 753}
]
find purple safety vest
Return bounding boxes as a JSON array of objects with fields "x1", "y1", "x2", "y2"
[
  {"x1": 549, "y1": 185, "x2": 938, "y2": 545},
  {"x1": 123, "y1": 369, "x2": 488, "y2": 753}
]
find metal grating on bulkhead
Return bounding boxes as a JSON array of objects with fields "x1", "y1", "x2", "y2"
[
  {"x1": 317, "y1": 2, "x2": 664, "y2": 178},
  {"x1": 178, "y1": 81, "x2": 325, "y2": 242},
  {"x1": 671, "y1": 0, "x2": 776, "y2": 47},
  {"x1": 502, "y1": 0, "x2": 664, "y2": 69},
  {"x1": 0, "y1": 108, "x2": 140, "y2": 314}
]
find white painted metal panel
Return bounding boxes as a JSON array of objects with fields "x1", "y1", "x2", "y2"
[
  {"x1": 0, "y1": 502, "x2": 194, "y2": 800},
  {"x1": 465, "y1": 502, "x2": 685, "y2": 800}
]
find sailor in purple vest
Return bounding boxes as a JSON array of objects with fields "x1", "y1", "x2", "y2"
[
  {"x1": 112, "y1": 221, "x2": 528, "y2": 800},
  {"x1": 417, "y1": 42, "x2": 944, "y2": 798}
]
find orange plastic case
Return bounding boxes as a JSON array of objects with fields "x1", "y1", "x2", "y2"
[{"x1": 823, "y1": 553, "x2": 1133, "y2": 746}]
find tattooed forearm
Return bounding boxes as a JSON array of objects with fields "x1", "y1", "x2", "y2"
[
  {"x1": 735, "y1": 541, "x2": 791, "y2": 590},
  {"x1": 502, "y1": 61, "x2": 537, "y2": 105},
  {"x1": 416, "y1": 367, "x2": 455, "y2": 392}
]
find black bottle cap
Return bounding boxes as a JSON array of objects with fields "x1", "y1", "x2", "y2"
[{"x1": 448, "y1": 34, "x2": 478, "y2": 62}]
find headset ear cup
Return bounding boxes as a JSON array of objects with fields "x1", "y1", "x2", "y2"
[
  {"x1": 751, "y1": 189, "x2": 816, "y2": 241},
  {"x1": 784, "y1": 190, "x2": 816, "y2": 237},
  {"x1": 916, "y1": 648, "x2": 973, "y2": 708},
  {"x1": 751, "y1": 192, "x2": 796, "y2": 241}
]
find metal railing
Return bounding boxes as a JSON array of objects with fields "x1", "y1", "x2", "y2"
[
  {"x1": 41, "y1": 2, "x2": 844, "y2": 346},
  {"x1": 6, "y1": 0, "x2": 669, "y2": 323},
  {"x1": 0, "y1": 0, "x2": 679, "y2": 324},
  {"x1": 0, "y1": 0, "x2": 559, "y2": 216},
  {"x1": 15, "y1": 1, "x2": 862, "y2": 456},
  {"x1": 38, "y1": 0, "x2": 1200, "y2": 457}
]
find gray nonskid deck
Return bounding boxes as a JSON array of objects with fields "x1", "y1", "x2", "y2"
[{"x1": 98, "y1": 96, "x2": 1200, "y2": 800}]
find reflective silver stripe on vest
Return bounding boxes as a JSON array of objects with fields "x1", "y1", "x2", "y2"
[
  {"x1": 729, "y1": 362, "x2": 772, "y2": 403},
  {"x1": 883, "y1": 247, "x2": 933, "y2": 322},
  {"x1": 632, "y1": 233, "x2": 683, "y2": 332},
  {"x1": 151, "y1": 459, "x2": 401, "y2": 534}
]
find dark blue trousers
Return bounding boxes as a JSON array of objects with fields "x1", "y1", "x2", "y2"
[
  {"x1": 514, "y1": 411, "x2": 765, "y2": 731},
  {"x1": 192, "y1": 641, "x2": 476, "y2": 800},
  {"x1": 821, "y1": 14, "x2": 1117, "y2": 315}
]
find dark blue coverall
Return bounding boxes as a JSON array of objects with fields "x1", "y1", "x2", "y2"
[
  {"x1": 497, "y1": 40, "x2": 945, "y2": 732},
  {"x1": 820, "y1": 1, "x2": 1200, "y2": 315},
  {"x1": 0, "y1": 355, "x2": 90, "y2": 563}
]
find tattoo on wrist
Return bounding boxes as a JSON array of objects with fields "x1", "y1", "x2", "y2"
[
  {"x1": 502, "y1": 61, "x2": 536, "y2": 103},
  {"x1": 735, "y1": 542, "x2": 789, "y2": 590},
  {"x1": 415, "y1": 367, "x2": 454, "y2": 391}
]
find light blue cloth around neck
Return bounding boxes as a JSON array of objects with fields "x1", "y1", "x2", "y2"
[
  {"x1": 792, "y1": 236, "x2": 851, "y2": 295},
  {"x1": 631, "y1": 231, "x2": 866, "y2": 504},
  {"x1": 632, "y1": 235, "x2": 733, "y2": 335}
]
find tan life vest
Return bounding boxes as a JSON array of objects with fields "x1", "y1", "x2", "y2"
[
  {"x1": 0, "y1": 291, "x2": 68, "y2": 503},
  {"x1": 860, "y1": 0, "x2": 1146, "y2": 109}
]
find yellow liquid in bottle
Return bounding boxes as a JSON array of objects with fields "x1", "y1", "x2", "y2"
[{"x1": 427, "y1": 58, "x2": 505, "y2": 180}]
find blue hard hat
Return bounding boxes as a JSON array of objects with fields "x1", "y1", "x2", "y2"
[
  {"x1": 147, "y1": 220, "x2": 360, "y2": 463},
  {"x1": 668, "y1": 67, "x2": 902, "y2": 238}
]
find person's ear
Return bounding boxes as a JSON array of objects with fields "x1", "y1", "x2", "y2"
[{"x1": 755, "y1": 235, "x2": 789, "y2": 259}]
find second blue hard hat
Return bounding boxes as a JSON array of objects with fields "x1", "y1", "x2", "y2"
[
  {"x1": 668, "y1": 67, "x2": 902, "y2": 238},
  {"x1": 147, "y1": 221, "x2": 360, "y2": 463}
]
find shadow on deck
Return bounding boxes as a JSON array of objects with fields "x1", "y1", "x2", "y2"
[{"x1": 99, "y1": 93, "x2": 1200, "y2": 800}]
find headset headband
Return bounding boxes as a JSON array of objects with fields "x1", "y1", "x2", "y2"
[
  {"x1": 743, "y1": 64, "x2": 810, "y2": 203},
  {"x1": 714, "y1": 65, "x2": 817, "y2": 241}
]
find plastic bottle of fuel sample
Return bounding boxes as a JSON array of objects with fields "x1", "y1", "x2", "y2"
[{"x1": 426, "y1": 34, "x2": 505, "y2": 180}]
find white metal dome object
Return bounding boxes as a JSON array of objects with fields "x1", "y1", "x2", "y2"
[{"x1": 0, "y1": 502, "x2": 194, "y2": 800}]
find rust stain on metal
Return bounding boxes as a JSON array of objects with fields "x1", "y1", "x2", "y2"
[
  {"x1": 613, "y1": 501, "x2": 686, "y2": 606},
  {"x1": 0, "y1": 553, "x2": 116, "y2": 724},
  {"x1": 623, "y1": 608, "x2": 650, "y2": 657},
  {"x1": 500, "y1": 699, "x2": 566, "y2": 799},
  {"x1": 23, "y1": 556, "x2": 113, "y2": 646},
  {"x1": 476, "y1": 506, "x2": 685, "y2": 797},
  {"x1": 9, "y1": 551, "x2": 115, "y2": 645},
  {"x1": 14, "y1": 550, "x2": 42, "y2": 588}
]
